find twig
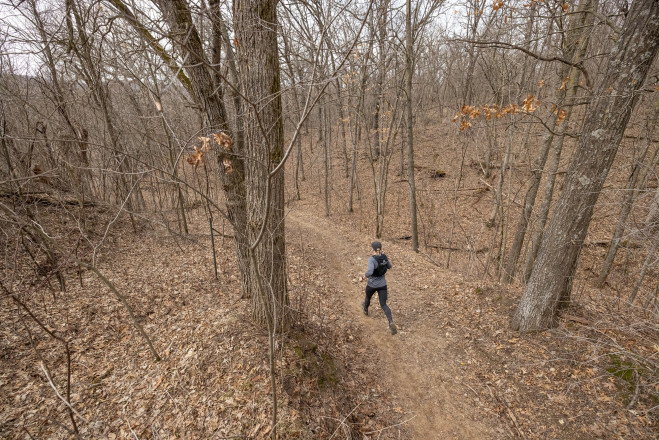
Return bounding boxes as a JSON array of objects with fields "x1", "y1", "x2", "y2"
[
  {"x1": 79, "y1": 262, "x2": 161, "y2": 361},
  {"x1": 40, "y1": 363, "x2": 88, "y2": 424},
  {"x1": 328, "y1": 401, "x2": 362, "y2": 439},
  {"x1": 478, "y1": 178, "x2": 523, "y2": 208},
  {"x1": 5, "y1": 284, "x2": 79, "y2": 435},
  {"x1": 451, "y1": 39, "x2": 591, "y2": 88},
  {"x1": 626, "y1": 370, "x2": 641, "y2": 410},
  {"x1": 127, "y1": 419, "x2": 140, "y2": 440},
  {"x1": 22, "y1": 427, "x2": 37, "y2": 440},
  {"x1": 562, "y1": 314, "x2": 591, "y2": 326},
  {"x1": 364, "y1": 414, "x2": 417, "y2": 434},
  {"x1": 418, "y1": 250, "x2": 442, "y2": 267},
  {"x1": 487, "y1": 385, "x2": 524, "y2": 438}
]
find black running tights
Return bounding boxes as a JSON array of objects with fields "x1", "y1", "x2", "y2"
[{"x1": 364, "y1": 285, "x2": 393, "y2": 323}]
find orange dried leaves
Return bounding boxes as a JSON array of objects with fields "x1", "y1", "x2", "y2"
[
  {"x1": 186, "y1": 146, "x2": 206, "y2": 169},
  {"x1": 213, "y1": 132, "x2": 233, "y2": 150},
  {"x1": 453, "y1": 95, "x2": 541, "y2": 131},
  {"x1": 522, "y1": 94, "x2": 538, "y2": 113},
  {"x1": 199, "y1": 136, "x2": 211, "y2": 152},
  {"x1": 493, "y1": 0, "x2": 504, "y2": 11},
  {"x1": 187, "y1": 132, "x2": 234, "y2": 171},
  {"x1": 556, "y1": 108, "x2": 567, "y2": 126},
  {"x1": 503, "y1": 103, "x2": 518, "y2": 115},
  {"x1": 461, "y1": 105, "x2": 482, "y2": 119}
]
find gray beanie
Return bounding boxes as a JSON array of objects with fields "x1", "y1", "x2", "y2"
[{"x1": 371, "y1": 241, "x2": 382, "y2": 251}]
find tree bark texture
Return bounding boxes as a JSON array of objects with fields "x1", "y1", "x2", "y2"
[
  {"x1": 156, "y1": 0, "x2": 251, "y2": 296},
  {"x1": 512, "y1": 0, "x2": 659, "y2": 331},
  {"x1": 234, "y1": 0, "x2": 288, "y2": 329},
  {"x1": 405, "y1": 0, "x2": 419, "y2": 253},
  {"x1": 504, "y1": 0, "x2": 595, "y2": 284}
]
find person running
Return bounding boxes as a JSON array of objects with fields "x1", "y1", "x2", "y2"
[{"x1": 360, "y1": 241, "x2": 397, "y2": 335}]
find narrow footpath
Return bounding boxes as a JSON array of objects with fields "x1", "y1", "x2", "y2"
[{"x1": 288, "y1": 209, "x2": 498, "y2": 439}]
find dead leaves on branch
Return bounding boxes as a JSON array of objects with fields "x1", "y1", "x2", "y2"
[
  {"x1": 186, "y1": 132, "x2": 234, "y2": 174},
  {"x1": 213, "y1": 132, "x2": 233, "y2": 150},
  {"x1": 521, "y1": 94, "x2": 538, "y2": 113},
  {"x1": 187, "y1": 146, "x2": 206, "y2": 169},
  {"x1": 452, "y1": 94, "x2": 539, "y2": 131},
  {"x1": 556, "y1": 108, "x2": 567, "y2": 126}
]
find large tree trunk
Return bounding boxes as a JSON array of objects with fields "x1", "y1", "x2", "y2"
[
  {"x1": 234, "y1": 0, "x2": 288, "y2": 329},
  {"x1": 504, "y1": 0, "x2": 595, "y2": 283},
  {"x1": 512, "y1": 0, "x2": 659, "y2": 331},
  {"x1": 155, "y1": 0, "x2": 251, "y2": 296}
]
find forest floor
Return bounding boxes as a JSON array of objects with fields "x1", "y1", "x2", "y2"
[
  {"x1": 1, "y1": 197, "x2": 656, "y2": 439},
  {"x1": 2, "y1": 115, "x2": 658, "y2": 439}
]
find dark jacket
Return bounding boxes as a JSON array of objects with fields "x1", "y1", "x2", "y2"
[{"x1": 365, "y1": 253, "x2": 391, "y2": 288}]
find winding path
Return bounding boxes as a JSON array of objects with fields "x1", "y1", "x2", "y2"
[{"x1": 288, "y1": 209, "x2": 497, "y2": 439}]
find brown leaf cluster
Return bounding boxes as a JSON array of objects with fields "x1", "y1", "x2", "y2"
[
  {"x1": 187, "y1": 132, "x2": 234, "y2": 171},
  {"x1": 186, "y1": 145, "x2": 206, "y2": 169},
  {"x1": 556, "y1": 108, "x2": 567, "y2": 126},
  {"x1": 522, "y1": 94, "x2": 538, "y2": 113},
  {"x1": 453, "y1": 98, "x2": 540, "y2": 131}
]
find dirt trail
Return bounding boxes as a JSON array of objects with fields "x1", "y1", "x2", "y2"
[{"x1": 288, "y1": 209, "x2": 497, "y2": 439}]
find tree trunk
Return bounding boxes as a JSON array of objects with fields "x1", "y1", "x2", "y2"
[
  {"x1": 234, "y1": 0, "x2": 288, "y2": 329},
  {"x1": 372, "y1": 0, "x2": 388, "y2": 158},
  {"x1": 504, "y1": 0, "x2": 595, "y2": 284},
  {"x1": 348, "y1": 29, "x2": 373, "y2": 213},
  {"x1": 629, "y1": 238, "x2": 658, "y2": 305},
  {"x1": 405, "y1": 0, "x2": 419, "y2": 253},
  {"x1": 462, "y1": 0, "x2": 482, "y2": 105},
  {"x1": 281, "y1": 32, "x2": 304, "y2": 199},
  {"x1": 155, "y1": 0, "x2": 251, "y2": 296},
  {"x1": 487, "y1": 121, "x2": 513, "y2": 228},
  {"x1": 323, "y1": 104, "x2": 331, "y2": 217},
  {"x1": 512, "y1": 0, "x2": 659, "y2": 331},
  {"x1": 522, "y1": 6, "x2": 598, "y2": 283},
  {"x1": 631, "y1": 181, "x2": 659, "y2": 304}
]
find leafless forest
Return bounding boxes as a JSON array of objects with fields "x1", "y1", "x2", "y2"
[{"x1": 1, "y1": 0, "x2": 658, "y2": 438}]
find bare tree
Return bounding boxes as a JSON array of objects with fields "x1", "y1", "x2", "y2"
[
  {"x1": 596, "y1": 99, "x2": 659, "y2": 287},
  {"x1": 512, "y1": 0, "x2": 659, "y2": 331}
]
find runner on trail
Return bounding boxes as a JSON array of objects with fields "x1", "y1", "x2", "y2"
[{"x1": 360, "y1": 241, "x2": 397, "y2": 335}]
